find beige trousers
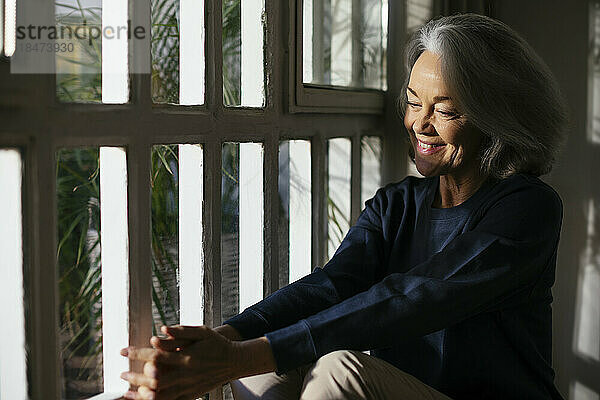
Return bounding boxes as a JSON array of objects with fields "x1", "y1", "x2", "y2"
[{"x1": 230, "y1": 350, "x2": 453, "y2": 400}]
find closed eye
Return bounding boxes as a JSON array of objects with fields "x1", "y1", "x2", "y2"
[
  {"x1": 436, "y1": 109, "x2": 460, "y2": 119},
  {"x1": 407, "y1": 101, "x2": 421, "y2": 108}
]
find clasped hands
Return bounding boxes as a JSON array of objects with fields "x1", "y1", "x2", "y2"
[
  {"x1": 120, "y1": 325, "x2": 238, "y2": 400},
  {"x1": 119, "y1": 324, "x2": 275, "y2": 400}
]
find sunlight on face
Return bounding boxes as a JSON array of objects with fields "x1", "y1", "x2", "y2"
[{"x1": 403, "y1": 51, "x2": 482, "y2": 178}]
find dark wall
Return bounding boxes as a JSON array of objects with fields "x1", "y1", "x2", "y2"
[{"x1": 494, "y1": 1, "x2": 600, "y2": 398}]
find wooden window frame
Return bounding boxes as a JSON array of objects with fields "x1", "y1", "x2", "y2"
[
  {"x1": 0, "y1": 0, "x2": 390, "y2": 399},
  {"x1": 289, "y1": 0, "x2": 386, "y2": 114}
]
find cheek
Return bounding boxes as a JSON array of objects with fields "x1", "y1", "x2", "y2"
[{"x1": 403, "y1": 112, "x2": 413, "y2": 131}]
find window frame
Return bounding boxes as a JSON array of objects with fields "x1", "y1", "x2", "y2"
[
  {"x1": 1, "y1": 0, "x2": 389, "y2": 399},
  {"x1": 289, "y1": 0, "x2": 386, "y2": 114}
]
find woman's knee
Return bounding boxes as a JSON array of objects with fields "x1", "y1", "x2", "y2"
[{"x1": 300, "y1": 351, "x2": 370, "y2": 399}]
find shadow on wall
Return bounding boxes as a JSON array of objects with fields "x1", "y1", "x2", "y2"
[{"x1": 564, "y1": 3, "x2": 600, "y2": 399}]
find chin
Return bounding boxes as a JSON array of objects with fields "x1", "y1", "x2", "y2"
[{"x1": 414, "y1": 157, "x2": 441, "y2": 177}]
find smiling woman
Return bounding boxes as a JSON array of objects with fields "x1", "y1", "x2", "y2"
[
  {"x1": 404, "y1": 51, "x2": 485, "y2": 207},
  {"x1": 119, "y1": 13, "x2": 568, "y2": 400}
]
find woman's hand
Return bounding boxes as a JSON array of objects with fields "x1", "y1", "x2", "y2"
[
  {"x1": 120, "y1": 326, "x2": 240, "y2": 400},
  {"x1": 120, "y1": 325, "x2": 276, "y2": 400}
]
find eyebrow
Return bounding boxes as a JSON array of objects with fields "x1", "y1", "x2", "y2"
[{"x1": 407, "y1": 87, "x2": 451, "y2": 102}]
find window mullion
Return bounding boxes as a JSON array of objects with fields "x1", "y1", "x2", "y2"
[
  {"x1": 204, "y1": 139, "x2": 223, "y2": 400},
  {"x1": 203, "y1": 139, "x2": 222, "y2": 329},
  {"x1": 126, "y1": 141, "x2": 154, "y2": 375},
  {"x1": 31, "y1": 137, "x2": 61, "y2": 400},
  {"x1": 311, "y1": 134, "x2": 327, "y2": 267},
  {"x1": 263, "y1": 134, "x2": 279, "y2": 294},
  {"x1": 351, "y1": 134, "x2": 362, "y2": 225}
]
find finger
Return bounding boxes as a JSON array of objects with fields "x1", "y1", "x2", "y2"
[
  {"x1": 123, "y1": 391, "x2": 137, "y2": 400},
  {"x1": 121, "y1": 347, "x2": 190, "y2": 367},
  {"x1": 150, "y1": 336, "x2": 193, "y2": 352},
  {"x1": 138, "y1": 385, "x2": 157, "y2": 400},
  {"x1": 143, "y1": 362, "x2": 179, "y2": 391},
  {"x1": 121, "y1": 371, "x2": 158, "y2": 390},
  {"x1": 163, "y1": 325, "x2": 213, "y2": 340}
]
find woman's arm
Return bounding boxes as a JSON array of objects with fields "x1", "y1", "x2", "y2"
[
  {"x1": 223, "y1": 185, "x2": 390, "y2": 341},
  {"x1": 264, "y1": 182, "x2": 563, "y2": 373}
]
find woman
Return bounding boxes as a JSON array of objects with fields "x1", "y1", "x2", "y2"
[{"x1": 120, "y1": 13, "x2": 568, "y2": 400}]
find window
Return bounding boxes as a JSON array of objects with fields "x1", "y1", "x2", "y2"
[
  {"x1": 3, "y1": 0, "x2": 391, "y2": 398},
  {"x1": 292, "y1": 0, "x2": 388, "y2": 113}
]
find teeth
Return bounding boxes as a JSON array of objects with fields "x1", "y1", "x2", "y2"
[{"x1": 418, "y1": 141, "x2": 437, "y2": 149}]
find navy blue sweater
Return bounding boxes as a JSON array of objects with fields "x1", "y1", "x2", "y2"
[{"x1": 225, "y1": 174, "x2": 564, "y2": 399}]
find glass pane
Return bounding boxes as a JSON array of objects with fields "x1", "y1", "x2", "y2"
[
  {"x1": 55, "y1": 0, "x2": 102, "y2": 103},
  {"x1": 57, "y1": 147, "x2": 129, "y2": 399},
  {"x1": 360, "y1": 136, "x2": 381, "y2": 208},
  {"x1": 327, "y1": 138, "x2": 351, "y2": 261},
  {"x1": 0, "y1": 149, "x2": 27, "y2": 400},
  {"x1": 151, "y1": 0, "x2": 181, "y2": 104},
  {"x1": 151, "y1": 145, "x2": 181, "y2": 331},
  {"x1": 279, "y1": 140, "x2": 312, "y2": 285},
  {"x1": 221, "y1": 142, "x2": 264, "y2": 323},
  {"x1": 55, "y1": 0, "x2": 129, "y2": 103},
  {"x1": 150, "y1": 144, "x2": 204, "y2": 331},
  {"x1": 221, "y1": 142, "x2": 239, "y2": 322},
  {"x1": 303, "y1": 0, "x2": 387, "y2": 90},
  {"x1": 57, "y1": 148, "x2": 103, "y2": 398},
  {"x1": 223, "y1": 0, "x2": 265, "y2": 107}
]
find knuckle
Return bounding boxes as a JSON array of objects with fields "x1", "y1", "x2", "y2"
[
  {"x1": 147, "y1": 378, "x2": 158, "y2": 390},
  {"x1": 150, "y1": 351, "x2": 162, "y2": 363}
]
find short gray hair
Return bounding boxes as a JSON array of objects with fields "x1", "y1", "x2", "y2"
[{"x1": 399, "y1": 13, "x2": 568, "y2": 178}]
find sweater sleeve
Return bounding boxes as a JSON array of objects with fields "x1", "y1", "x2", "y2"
[
  {"x1": 264, "y1": 181, "x2": 563, "y2": 373},
  {"x1": 223, "y1": 185, "x2": 389, "y2": 341}
]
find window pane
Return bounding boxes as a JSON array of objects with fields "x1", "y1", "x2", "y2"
[
  {"x1": 221, "y1": 142, "x2": 264, "y2": 323},
  {"x1": 360, "y1": 136, "x2": 381, "y2": 207},
  {"x1": 279, "y1": 140, "x2": 312, "y2": 286},
  {"x1": 55, "y1": 0, "x2": 129, "y2": 103},
  {"x1": 151, "y1": 145, "x2": 181, "y2": 331},
  {"x1": 55, "y1": 0, "x2": 102, "y2": 103},
  {"x1": 151, "y1": 0, "x2": 180, "y2": 104},
  {"x1": 0, "y1": 149, "x2": 27, "y2": 400},
  {"x1": 327, "y1": 138, "x2": 351, "y2": 260},
  {"x1": 150, "y1": 144, "x2": 205, "y2": 331},
  {"x1": 151, "y1": 0, "x2": 205, "y2": 105},
  {"x1": 57, "y1": 147, "x2": 129, "y2": 399},
  {"x1": 303, "y1": 0, "x2": 387, "y2": 90},
  {"x1": 57, "y1": 148, "x2": 103, "y2": 398},
  {"x1": 223, "y1": 0, "x2": 265, "y2": 107}
]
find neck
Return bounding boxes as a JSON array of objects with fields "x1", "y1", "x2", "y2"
[{"x1": 434, "y1": 169, "x2": 487, "y2": 208}]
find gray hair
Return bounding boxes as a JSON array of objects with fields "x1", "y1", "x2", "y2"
[{"x1": 399, "y1": 13, "x2": 568, "y2": 178}]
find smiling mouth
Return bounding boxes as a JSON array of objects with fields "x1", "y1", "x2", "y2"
[{"x1": 416, "y1": 139, "x2": 445, "y2": 154}]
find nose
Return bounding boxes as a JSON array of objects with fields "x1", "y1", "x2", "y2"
[{"x1": 412, "y1": 110, "x2": 435, "y2": 135}]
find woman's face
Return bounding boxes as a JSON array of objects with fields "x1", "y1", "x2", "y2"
[{"x1": 403, "y1": 51, "x2": 482, "y2": 178}]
